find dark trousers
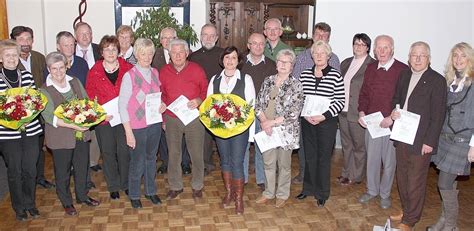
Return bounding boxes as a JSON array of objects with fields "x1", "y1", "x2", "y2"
[
  {"x1": 128, "y1": 124, "x2": 161, "y2": 199},
  {"x1": 215, "y1": 130, "x2": 249, "y2": 180},
  {"x1": 36, "y1": 133, "x2": 47, "y2": 181},
  {"x1": 95, "y1": 124, "x2": 129, "y2": 192},
  {"x1": 203, "y1": 129, "x2": 216, "y2": 170},
  {"x1": 51, "y1": 141, "x2": 90, "y2": 206},
  {"x1": 396, "y1": 143, "x2": 431, "y2": 226},
  {"x1": 301, "y1": 117, "x2": 337, "y2": 200},
  {"x1": 158, "y1": 129, "x2": 191, "y2": 166},
  {"x1": 0, "y1": 135, "x2": 39, "y2": 213}
]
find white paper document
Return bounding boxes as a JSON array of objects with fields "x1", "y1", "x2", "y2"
[
  {"x1": 301, "y1": 95, "x2": 331, "y2": 116},
  {"x1": 145, "y1": 92, "x2": 163, "y2": 125},
  {"x1": 254, "y1": 126, "x2": 287, "y2": 153},
  {"x1": 363, "y1": 112, "x2": 391, "y2": 139},
  {"x1": 167, "y1": 95, "x2": 199, "y2": 126},
  {"x1": 390, "y1": 109, "x2": 420, "y2": 145},
  {"x1": 102, "y1": 97, "x2": 121, "y2": 127}
]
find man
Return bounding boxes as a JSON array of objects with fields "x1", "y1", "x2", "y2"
[
  {"x1": 188, "y1": 24, "x2": 223, "y2": 175},
  {"x1": 390, "y1": 42, "x2": 446, "y2": 230},
  {"x1": 74, "y1": 22, "x2": 102, "y2": 175},
  {"x1": 263, "y1": 18, "x2": 292, "y2": 61},
  {"x1": 241, "y1": 33, "x2": 277, "y2": 191},
  {"x1": 10, "y1": 26, "x2": 53, "y2": 189},
  {"x1": 291, "y1": 22, "x2": 341, "y2": 184},
  {"x1": 74, "y1": 22, "x2": 100, "y2": 69},
  {"x1": 160, "y1": 39, "x2": 208, "y2": 199},
  {"x1": 357, "y1": 35, "x2": 408, "y2": 209},
  {"x1": 151, "y1": 27, "x2": 192, "y2": 175},
  {"x1": 337, "y1": 33, "x2": 375, "y2": 186}
]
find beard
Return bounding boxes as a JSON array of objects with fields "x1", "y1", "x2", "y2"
[
  {"x1": 20, "y1": 45, "x2": 32, "y2": 54},
  {"x1": 202, "y1": 42, "x2": 216, "y2": 50}
]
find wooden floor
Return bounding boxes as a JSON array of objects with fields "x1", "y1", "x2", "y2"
[{"x1": 0, "y1": 148, "x2": 473, "y2": 231}]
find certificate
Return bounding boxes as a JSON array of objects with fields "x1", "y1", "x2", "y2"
[
  {"x1": 390, "y1": 109, "x2": 420, "y2": 145},
  {"x1": 145, "y1": 92, "x2": 163, "y2": 125},
  {"x1": 363, "y1": 112, "x2": 391, "y2": 138},
  {"x1": 167, "y1": 95, "x2": 199, "y2": 126},
  {"x1": 301, "y1": 95, "x2": 331, "y2": 116},
  {"x1": 254, "y1": 126, "x2": 287, "y2": 153},
  {"x1": 102, "y1": 97, "x2": 121, "y2": 127}
]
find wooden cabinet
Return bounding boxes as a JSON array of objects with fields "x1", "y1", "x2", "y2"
[{"x1": 209, "y1": 0, "x2": 315, "y2": 52}]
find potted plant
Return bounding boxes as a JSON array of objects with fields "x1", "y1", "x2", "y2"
[{"x1": 131, "y1": 0, "x2": 198, "y2": 47}]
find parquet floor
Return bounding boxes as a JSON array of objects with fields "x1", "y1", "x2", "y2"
[{"x1": 0, "y1": 148, "x2": 473, "y2": 230}]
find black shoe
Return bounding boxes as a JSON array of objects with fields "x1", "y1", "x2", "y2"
[
  {"x1": 125, "y1": 189, "x2": 129, "y2": 196},
  {"x1": 15, "y1": 210, "x2": 28, "y2": 221},
  {"x1": 26, "y1": 208, "x2": 40, "y2": 219},
  {"x1": 157, "y1": 165, "x2": 167, "y2": 174},
  {"x1": 257, "y1": 183, "x2": 265, "y2": 192},
  {"x1": 130, "y1": 199, "x2": 142, "y2": 208},
  {"x1": 110, "y1": 191, "x2": 120, "y2": 200},
  {"x1": 37, "y1": 179, "x2": 55, "y2": 189},
  {"x1": 77, "y1": 197, "x2": 100, "y2": 206},
  {"x1": 90, "y1": 164, "x2": 102, "y2": 172},
  {"x1": 86, "y1": 181, "x2": 96, "y2": 190},
  {"x1": 317, "y1": 199, "x2": 326, "y2": 207},
  {"x1": 64, "y1": 205, "x2": 77, "y2": 216},
  {"x1": 296, "y1": 193, "x2": 307, "y2": 200},
  {"x1": 145, "y1": 195, "x2": 162, "y2": 205},
  {"x1": 182, "y1": 165, "x2": 191, "y2": 175}
]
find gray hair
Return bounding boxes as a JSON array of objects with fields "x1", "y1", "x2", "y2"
[
  {"x1": 409, "y1": 41, "x2": 431, "y2": 57},
  {"x1": 374, "y1": 34, "x2": 394, "y2": 51},
  {"x1": 56, "y1": 31, "x2": 75, "y2": 45},
  {"x1": 46, "y1": 51, "x2": 67, "y2": 68},
  {"x1": 160, "y1": 27, "x2": 177, "y2": 39},
  {"x1": 0, "y1": 39, "x2": 20, "y2": 56},
  {"x1": 168, "y1": 39, "x2": 189, "y2": 53},
  {"x1": 133, "y1": 38, "x2": 155, "y2": 57},
  {"x1": 264, "y1": 18, "x2": 282, "y2": 29},
  {"x1": 311, "y1": 40, "x2": 332, "y2": 56},
  {"x1": 276, "y1": 49, "x2": 296, "y2": 65}
]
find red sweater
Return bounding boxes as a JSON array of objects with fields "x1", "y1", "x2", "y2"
[
  {"x1": 86, "y1": 58, "x2": 133, "y2": 105},
  {"x1": 358, "y1": 59, "x2": 408, "y2": 117},
  {"x1": 159, "y1": 61, "x2": 208, "y2": 118}
]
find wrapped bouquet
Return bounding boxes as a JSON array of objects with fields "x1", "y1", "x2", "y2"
[
  {"x1": 0, "y1": 87, "x2": 48, "y2": 130},
  {"x1": 199, "y1": 94, "x2": 254, "y2": 138},
  {"x1": 54, "y1": 98, "x2": 106, "y2": 139}
]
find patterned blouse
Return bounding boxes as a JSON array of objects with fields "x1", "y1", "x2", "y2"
[{"x1": 255, "y1": 74, "x2": 304, "y2": 150}]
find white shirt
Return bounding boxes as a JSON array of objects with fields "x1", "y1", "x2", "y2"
[
  {"x1": 76, "y1": 43, "x2": 95, "y2": 69},
  {"x1": 450, "y1": 76, "x2": 467, "y2": 93},
  {"x1": 246, "y1": 54, "x2": 265, "y2": 66},
  {"x1": 343, "y1": 55, "x2": 366, "y2": 112},
  {"x1": 122, "y1": 46, "x2": 134, "y2": 60},
  {"x1": 164, "y1": 49, "x2": 170, "y2": 64},
  {"x1": 46, "y1": 74, "x2": 74, "y2": 127},
  {"x1": 377, "y1": 57, "x2": 395, "y2": 71},
  {"x1": 20, "y1": 53, "x2": 32, "y2": 73}
]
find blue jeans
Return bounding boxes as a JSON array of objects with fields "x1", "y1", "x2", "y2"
[
  {"x1": 128, "y1": 123, "x2": 161, "y2": 200},
  {"x1": 216, "y1": 130, "x2": 249, "y2": 179},
  {"x1": 244, "y1": 120, "x2": 266, "y2": 184}
]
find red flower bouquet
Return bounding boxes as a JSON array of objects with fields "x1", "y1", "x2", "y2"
[{"x1": 0, "y1": 87, "x2": 48, "y2": 130}]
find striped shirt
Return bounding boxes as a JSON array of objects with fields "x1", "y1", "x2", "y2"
[
  {"x1": 299, "y1": 65, "x2": 345, "y2": 118},
  {"x1": 0, "y1": 70, "x2": 43, "y2": 140}
]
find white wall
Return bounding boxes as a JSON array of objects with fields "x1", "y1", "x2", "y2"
[{"x1": 7, "y1": 0, "x2": 474, "y2": 73}]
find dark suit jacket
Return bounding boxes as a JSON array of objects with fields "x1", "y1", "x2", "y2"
[
  {"x1": 16, "y1": 50, "x2": 46, "y2": 88},
  {"x1": 340, "y1": 55, "x2": 375, "y2": 122},
  {"x1": 151, "y1": 48, "x2": 167, "y2": 71},
  {"x1": 391, "y1": 67, "x2": 447, "y2": 155}
]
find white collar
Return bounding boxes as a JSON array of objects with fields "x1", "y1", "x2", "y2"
[
  {"x1": 246, "y1": 54, "x2": 265, "y2": 66},
  {"x1": 123, "y1": 46, "x2": 134, "y2": 59},
  {"x1": 450, "y1": 75, "x2": 467, "y2": 93},
  {"x1": 219, "y1": 69, "x2": 241, "y2": 79},
  {"x1": 378, "y1": 57, "x2": 395, "y2": 70}
]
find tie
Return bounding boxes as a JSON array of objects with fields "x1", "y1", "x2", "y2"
[
  {"x1": 378, "y1": 67, "x2": 386, "y2": 71},
  {"x1": 82, "y1": 49, "x2": 88, "y2": 61}
]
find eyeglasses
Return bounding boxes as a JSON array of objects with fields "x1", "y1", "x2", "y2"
[
  {"x1": 277, "y1": 59, "x2": 292, "y2": 65},
  {"x1": 103, "y1": 48, "x2": 118, "y2": 53},
  {"x1": 248, "y1": 42, "x2": 265, "y2": 47},
  {"x1": 353, "y1": 43, "x2": 367, "y2": 47},
  {"x1": 410, "y1": 54, "x2": 429, "y2": 59},
  {"x1": 161, "y1": 36, "x2": 176, "y2": 40}
]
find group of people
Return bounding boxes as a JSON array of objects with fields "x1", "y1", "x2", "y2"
[{"x1": 0, "y1": 17, "x2": 472, "y2": 231}]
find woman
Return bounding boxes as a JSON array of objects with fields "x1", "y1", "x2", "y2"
[
  {"x1": 337, "y1": 33, "x2": 374, "y2": 186},
  {"x1": 0, "y1": 40, "x2": 42, "y2": 221},
  {"x1": 254, "y1": 49, "x2": 304, "y2": 208},
  {"x1": 296, "y1": 40, "x2": 344, "y2": 207},
  {"x1": 207, "y1": 46, "x2": 255, "y2": 214},
  {"x1": 428, "y1": 42, "x2": 474, "y2": 231},
  {"x1": 41, "y1": 51, "x2": 100, "y2": 216},
  {"x1": 86, "y1": 35, "x2": 133, "y2": 200},
  {"x1": 116, "y1": 25, "x2": 137, "y2": 64},
  {"x1": 118, "y1": 38, "x2": 165, "y2": 209}
]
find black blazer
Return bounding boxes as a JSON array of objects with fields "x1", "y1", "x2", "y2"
[
  {"x1": 391, "y1": 67, "x2": 447, "y2": 155},
  {"x1": 75, "y1": 43, "x2": 101, "y2": 62}
]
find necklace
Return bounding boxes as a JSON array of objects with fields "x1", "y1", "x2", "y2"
[
  {"x1": 103, "y1": 61, "x2": 119, "y2": 73},
  {"x1": 1, "y1": 68, "x2": 20, "y2": 83},
  {"x1": 223, "y1": 71, "x2": 234, "y2": 78}
]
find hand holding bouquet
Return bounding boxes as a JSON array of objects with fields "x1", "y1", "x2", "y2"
[
  {"x1": 0, "y1": 87, "x2": 48, "y2": 130},
  {"x1": 199, "y1": 94, "x2": 254, "y2": 138},
  {"x1": 54, "y1": 98, "x2": 106, "y2": 140}
]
